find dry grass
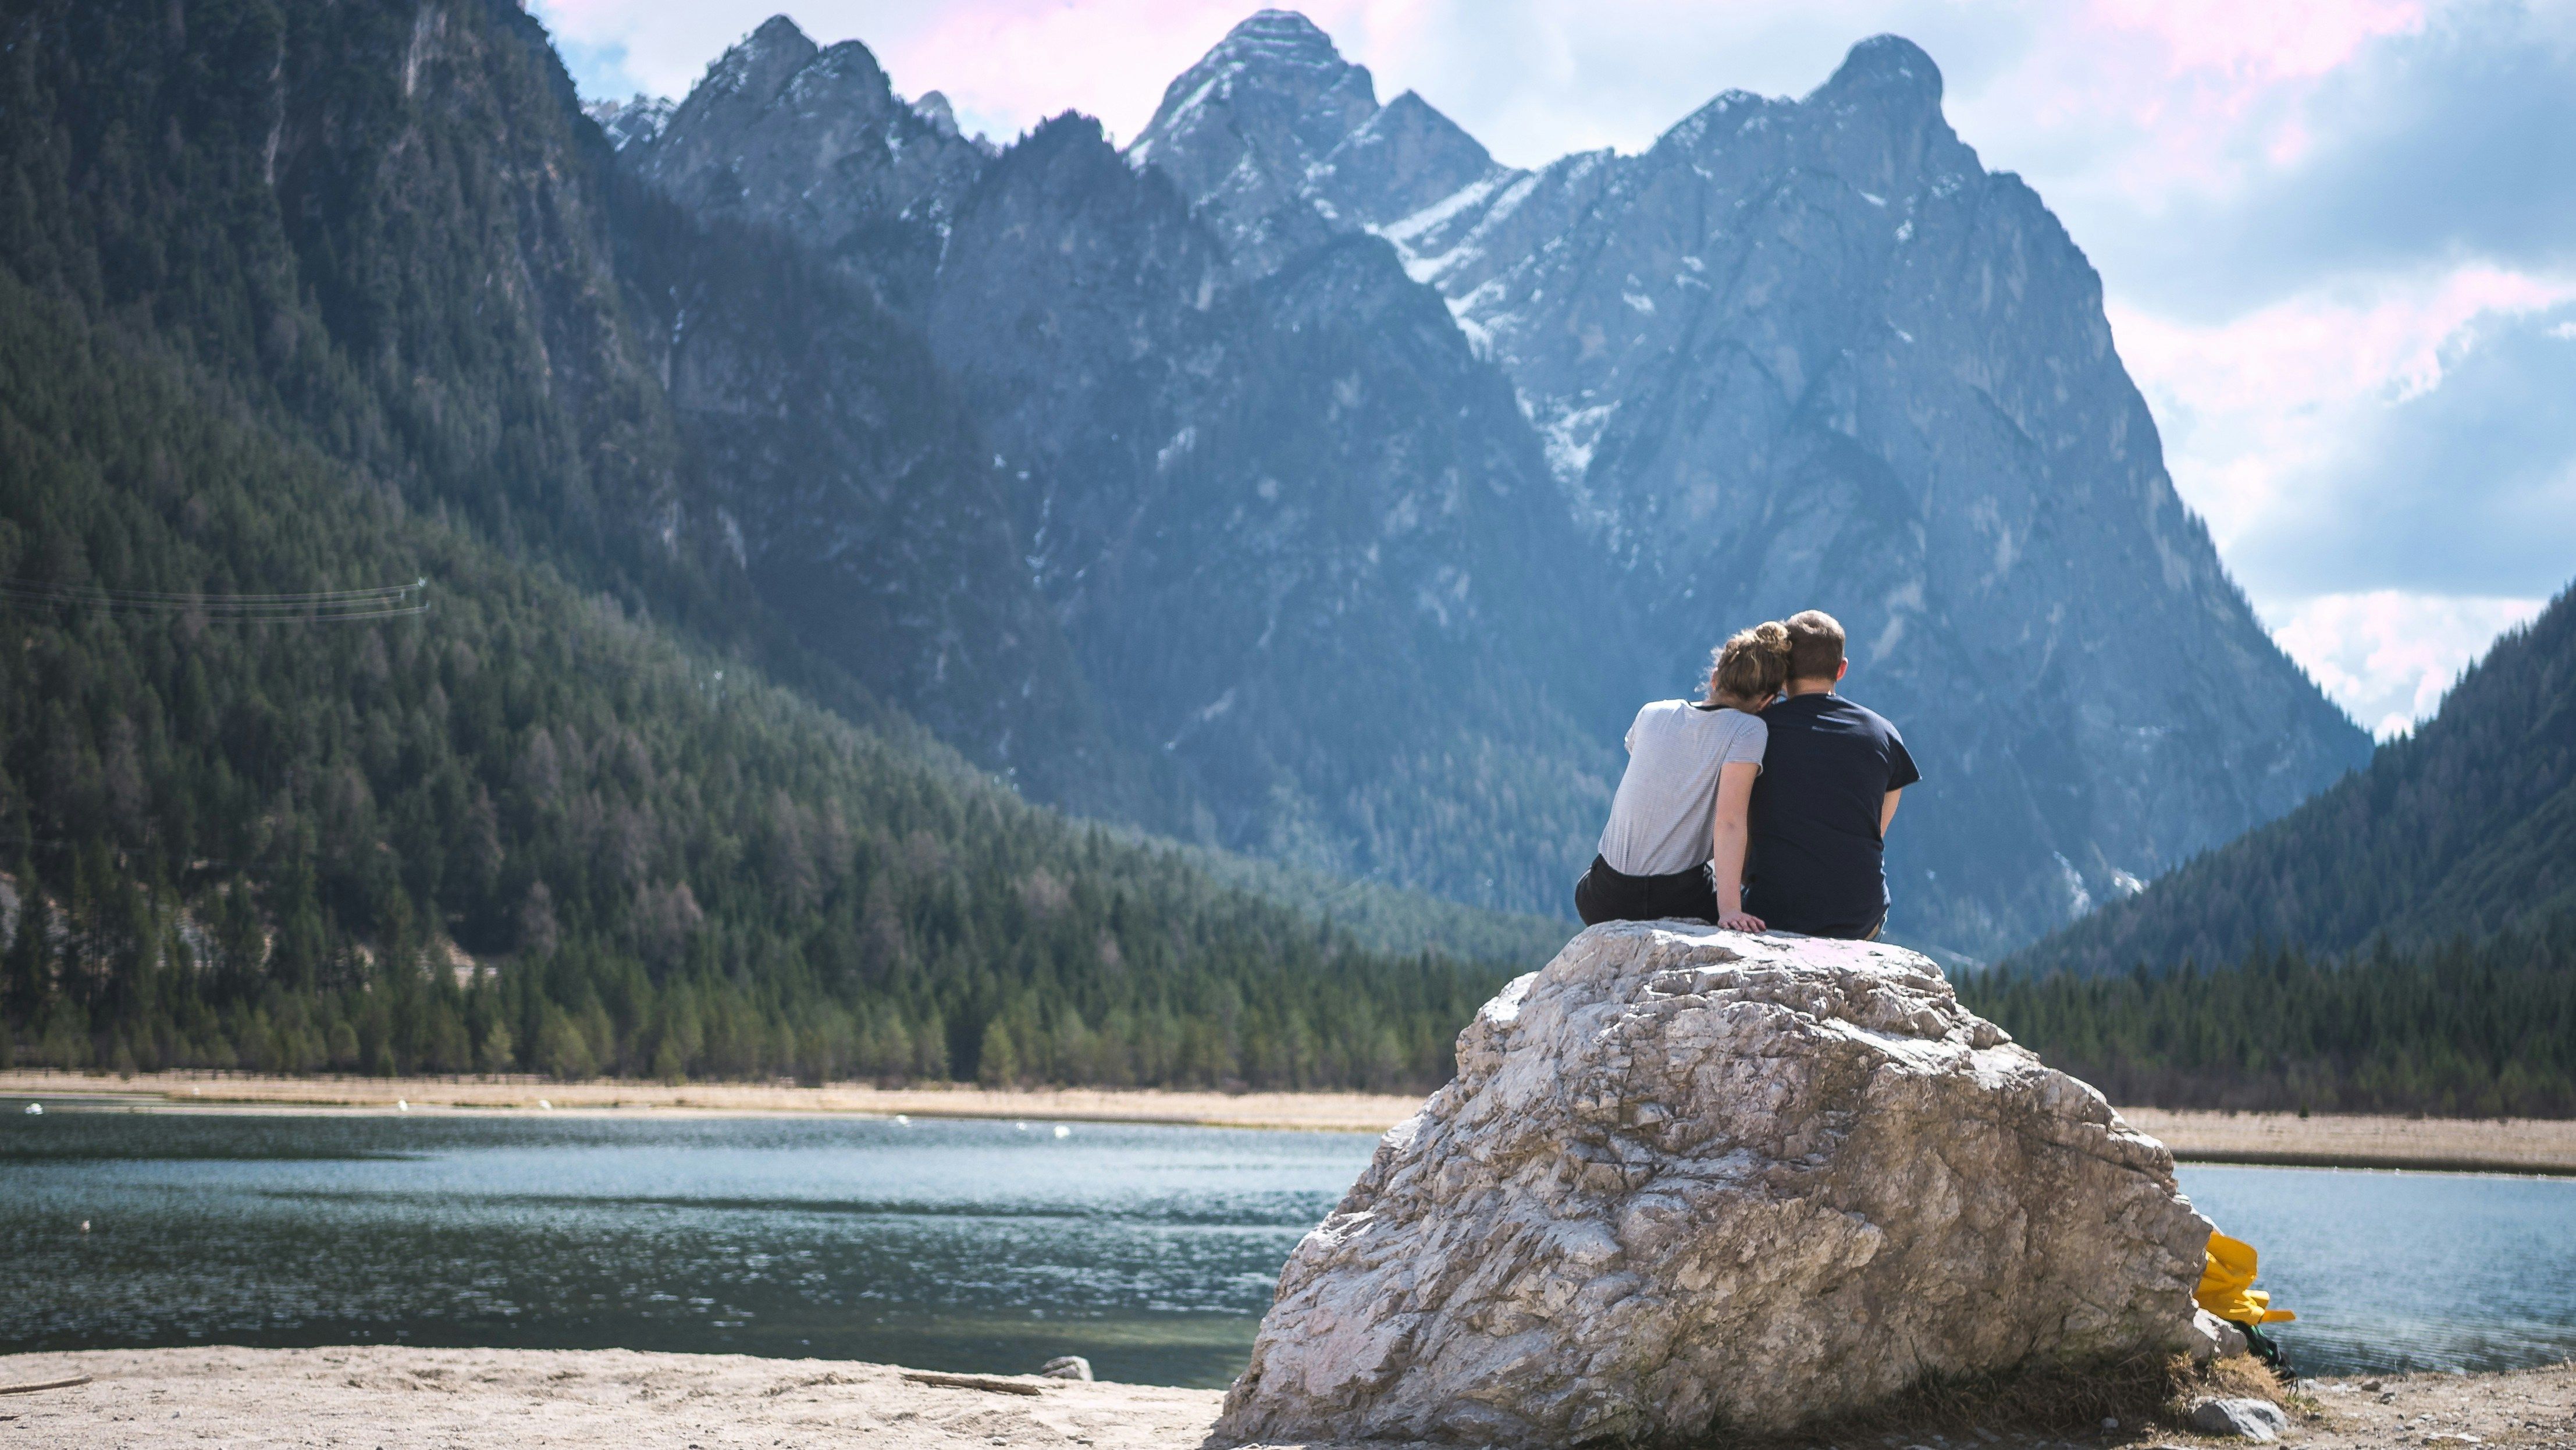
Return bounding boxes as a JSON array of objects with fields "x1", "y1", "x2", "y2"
[
  {"x1": 1698, "y1": 1351, "x2": 2286, "y2": 1449},
  {"x1": 2189, "y1": 1352, "x2": 2287, "y2": 1403}
]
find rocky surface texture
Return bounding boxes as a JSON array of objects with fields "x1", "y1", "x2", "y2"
[
  {"x1": 937, "y1": 124, "x2": 1619, "y2": 898},
  {"x1": 1125, "y1": 11, "x2": 1503, "y2": 272},
  {"x1": 615, "y1": 17, "x2": 989, "y2": 321},
  {"x1": 1130, "y1": 15, "x2": 2368, "y2": 953},
  {"x1": 629, "y1": 30, "x2": 1624, "y2": 904},
  {"x1": 606, "y1": 196, "x2": 1140, "y2": 813},
  {"x1": 1218, "y1": 924, "x2": 2212, "y2": 1443},
  {"x1": 607, "y1": 9, "x2": 2370, "y2": 953},
  {"x1": 2191, "y1": 1396, "x2": 2294, "y2": 1440},
  {"x1": 1380, "y1": 37, "x2": 2368, "y2": 953}
]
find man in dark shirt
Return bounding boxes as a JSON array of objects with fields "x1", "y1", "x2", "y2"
[{"x1": 1742, "y1": 610, "x2": 1921, "y2": 939}]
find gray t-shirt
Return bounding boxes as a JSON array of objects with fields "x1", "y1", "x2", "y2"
[{"x1": 1596, "y1": 701, "x2": 1768, "y2": 877}]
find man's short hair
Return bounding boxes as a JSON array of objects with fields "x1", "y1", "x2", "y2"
[{"x1": 1784, "y1": 610, "x2": 1845, "y2": 680}]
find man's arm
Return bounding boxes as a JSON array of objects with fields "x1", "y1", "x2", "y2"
[
  {"x1": 1880, "y1": 788, "x2": 1903, "y2": 838},
  {"x1": 1711, "y1": 762, "x2": 1763, "y2": 930}
]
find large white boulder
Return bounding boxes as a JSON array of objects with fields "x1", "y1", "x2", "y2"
[{"x1": 1218, "y1": 924, "x2": 2212, "y2": 1445}]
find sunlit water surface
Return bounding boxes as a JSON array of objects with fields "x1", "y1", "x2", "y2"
[{"x1": 5, "y1": 1104, "x2": 2571, "y2": 1385}]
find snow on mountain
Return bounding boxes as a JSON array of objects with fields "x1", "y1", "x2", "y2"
[{"x1": 617, "y1": 12, "x2": 2370, "y2": 958}]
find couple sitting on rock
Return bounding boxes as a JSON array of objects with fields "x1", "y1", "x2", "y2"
[{"x1": 1575, "y1": 610, "x2": 1919, "y2": 939}]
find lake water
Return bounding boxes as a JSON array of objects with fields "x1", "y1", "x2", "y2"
[{"x1": 6, "y1": 1103, "x2": 2573, "y2": 1387}]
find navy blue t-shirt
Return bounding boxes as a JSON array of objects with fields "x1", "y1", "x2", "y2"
[{"x1": 1742, "y1": 692, "x2": 1920, "y2": 937}]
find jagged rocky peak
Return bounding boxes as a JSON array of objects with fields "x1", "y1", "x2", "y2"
[
  {"x1": 1814, "y1": 33, "x2": 1945, "y2": 112},
  {"x1": 929, "y1": 108, "x2": 1229, "y2": 416},
  {"x1": 1126, "y1": 9, "x2": 1502, "y2": 269},
  {"x1": 627, "y1": 13, "x2": 990, "y2": 318},
  {"x1": 1777, "y1": 33, "x2": 1967, "y2": 191},
  {"x1": 663, "y1": 17, "x2": 898, "y2": 141},
  {"x1": 910, "y1": 90, "x2": 999, "y2": 158},
  {"x1": 1405, "y1": 30, "x2": 1984, "y2": 446},
  {"x1": 585, "y1": 94, "x2": 674, "y2": 152},
  {"x1": 1126, "y1": 10, "x2": 1377, "y2": 270},
  {"x1": 704, "y1": 14, "x2": 820, "y2": 104},
  {"x1": 910, "y1": 89, "x2": 958, "y2": 136},
  {"x1": 1312, "y1": 89, "x2": 1499, "y2": 229},
  {"x1": 1641, "y1": 34, "x2": 1961, "y2": 196},
  {"x1": 1150, "y1": 8, "x2": 1371, "y2": 117}
]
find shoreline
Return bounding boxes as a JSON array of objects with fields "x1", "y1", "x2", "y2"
[
  {"x1": 7, "y1": 1069, "x2": 2576, "y2": 1174},
  {"x1": 0, "y1": 1068, "x2": 1422, "y2": 1133},
  {"x1": 1, "y1": 1346, "x2": 2569, "y2": 1449}
]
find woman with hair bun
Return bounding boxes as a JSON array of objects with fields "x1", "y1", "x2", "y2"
[{"x1": 1574, "y1": 622, "x2": 1790, "y2": 930}]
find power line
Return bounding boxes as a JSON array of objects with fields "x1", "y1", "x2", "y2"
[
  {"x1": 0, "y1": 578, "x2": 422, "y2": 603},
  {"x1": 0, "y1": 576, "x2": 429, "y2": 622}
]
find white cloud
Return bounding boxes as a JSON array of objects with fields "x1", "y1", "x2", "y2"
[
  {"x1": 2268, "y1": 591, "x2": 2543, "y2": 738},
  {"x1": 2115, "y1": 276, "x2": 2576, "y2": 676},
  {"x1": 2108, "y1": 266, "x2": 2576, "y2": 562}
]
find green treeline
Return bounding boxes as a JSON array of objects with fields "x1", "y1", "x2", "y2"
[
  {"x1": 0, "y1": 0, "x2": 1524, "y2": 1092},
  {"x1": 0, "y1": 275, "x2": 1504, "y2": 1090},
  {"x1": 1963, "y1": 918, "x2": 2576, "y2": 1117}
]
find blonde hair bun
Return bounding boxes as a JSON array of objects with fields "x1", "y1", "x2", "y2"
[{"x1": 1707, "y1": 621, "x2": 1792, "y2": 706}]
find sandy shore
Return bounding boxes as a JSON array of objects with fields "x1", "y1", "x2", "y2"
[
  {"x1": 2119, "y1": 1107, "x2": 2576, "y2": 1177},
  {"x1": 2, "y1": 1346, "x2": 2570, "y2": 1449},
  {"x1": 7, "y1": 1071, "x2": 2574, "y2": 1172},
  {"x1": 0, "y1": 1069, "x2": 1421, "y2": 1133}
]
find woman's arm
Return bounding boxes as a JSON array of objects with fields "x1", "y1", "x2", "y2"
[{"x1": 1710, "y1": 760, "x2": 1763, "y2": 932}]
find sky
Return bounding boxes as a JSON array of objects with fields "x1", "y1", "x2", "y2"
[{"x1": 532, "y1": 0, "x2": 2576, "y2": 740}]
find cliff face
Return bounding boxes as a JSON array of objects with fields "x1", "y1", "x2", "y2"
[
  {"x1": 925, "y1": 117, "x2": 1619, "y2": 901},
  {"x1": 1355, "y1": 36, "x2": 2369, "y2": 950},
  {"x1": 613, "y1": 11, "x2": 2367, "y2": 955},
  {"x1": 606, "y1": 203, "x2": 1132, "y2": 811},
  {"x1": 615, "y1": 16, "x2": 988, "y2": 321},
  {"x1": 0, "y1": 0, "x2": 1126, "y2": 810}
]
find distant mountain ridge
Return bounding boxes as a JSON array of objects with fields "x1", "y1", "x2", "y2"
[
  {"x1": 611, "y1": 20, "x2": 1627, "y2": 914},
  {"x1": 600, "y1": 8, "x2": 2367, "y2": 958},
  {"x1": 2008, "y1": 583, "x2": 2576, "y2": 976},
  {"x1": 1125, "y1": 9, "x2": 1501, "y2": 271}
]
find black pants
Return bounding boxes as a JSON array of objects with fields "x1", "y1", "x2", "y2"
[
  {"x1": 1741, "y1": 890, "x2": 1887, "y2": 941},
  {"x1": 1779, "y1": 910, "x2": 1887, "y2": 941},
  {"x1": 1574, "y1": 855, "x2": 1718, "y2": 926}
]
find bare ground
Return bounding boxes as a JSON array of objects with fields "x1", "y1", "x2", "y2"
[
  {"x1": 2116, "y1": 1110, "x2": 2576, "y2": 1177},
  {"x1": 0, "y1": 1069, "x2": 1422, "y2": 1133},
  {"x1": 3, "y1": 1347, "x2": 2572, "y2": 1449},
  {"x1": 6, "y1": 1072, "x2": 2575, "y2": 1172}
]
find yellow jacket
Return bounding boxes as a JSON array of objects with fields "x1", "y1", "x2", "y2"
[{"x1": 2197, "y1": 1231, "x2": 2296, "y2": 1324}]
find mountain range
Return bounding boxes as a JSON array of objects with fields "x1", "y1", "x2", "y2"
[
  {"x1": 0, "y1": 0, "x2": 1567, "y2": 1086},
  {"x1": 592, "y1": 8, "x2": 2369, "y2": 959}
]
